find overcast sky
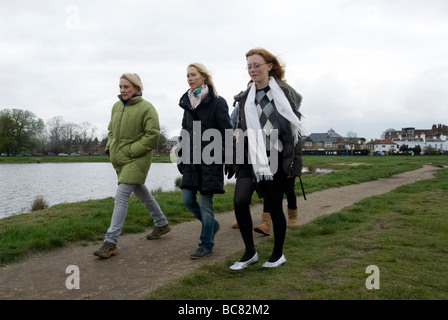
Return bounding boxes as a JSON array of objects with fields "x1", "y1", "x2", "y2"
[{"x1": 1, "y1": 0, "x2": 447, "y2": 141}]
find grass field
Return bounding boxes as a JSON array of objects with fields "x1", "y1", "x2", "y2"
[
  {"x1": 146, "y1": 164, "x2": 448, "y2": 300},
  {"x1": 1, "y1": 155, "x2": 447, "y2": 299}
]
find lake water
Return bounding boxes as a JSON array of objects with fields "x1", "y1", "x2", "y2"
[
  {"x1": 0, "y1": 162, "x2": 188, "y2": 219},
  {"x1": 0, "y1": 162, "x2": 327, "y2": 219}
]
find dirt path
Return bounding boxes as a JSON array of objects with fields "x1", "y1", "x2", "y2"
[{"x1": 0, "y1": 165, "x2": 439, "y2": 300}]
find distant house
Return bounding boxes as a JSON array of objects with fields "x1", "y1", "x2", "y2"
[
  {"x1": 425, "y1": 138, "x2": 448, "y2": 153},
  {"x1": 385, "y1": 127, "x2": 433, "y2": 141},
  {"x1": 392, "y1": 137, "x2": 425, "y2": 154},
  {"x1": 386, "y1": 127, "x2": 448, "y2": 154},
  {"x1": 382, "y1": 127, "x2": 448, "y2": 154},
  {"x1": 164, "y1": 136, "x2": 180, "y2": 152},
  {"x1": 303, "y1": 128, "x2": 342, "y2": 150},
  {"x1": 366, "y1": 139, "x2": 398, "y2": 154},
  {"x1": 303, "y1": 128, "x2": 366, "y2": 152},
  {"x1": 303, "y1": 125, "x2": 447, "y2": 155}
]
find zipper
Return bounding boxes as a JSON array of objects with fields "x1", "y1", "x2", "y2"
[{"x1": 113, "y1": 104, "x2": 126, "y2": 159}]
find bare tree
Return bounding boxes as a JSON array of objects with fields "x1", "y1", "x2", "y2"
[
  {"x1": 78, "y1": 122, "x2": 97, "y2": 154},
  {"x1": 47, "y1": 116, "x2": 65, "y2": 153},
  {"x1": 61, "y1": 122, "x2": 80, "y2": 153}
]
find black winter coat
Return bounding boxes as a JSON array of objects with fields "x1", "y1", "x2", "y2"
[{"x1": 178, "y1": 86, "x2": 232, "y2": 194}]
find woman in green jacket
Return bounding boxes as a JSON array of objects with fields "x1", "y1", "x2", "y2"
[{"x1": 94, "y1": 73, "x2": 170, "y2": 259}]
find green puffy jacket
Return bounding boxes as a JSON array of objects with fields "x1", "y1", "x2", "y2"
[{"x1": 106, "y1": 95, "x2": 160, "y2": 185}]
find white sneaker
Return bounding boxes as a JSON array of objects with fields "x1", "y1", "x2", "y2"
[
  {"x1": 262, "y1": 255, "x2": 286, "y2": 268},
  {"x1": 229, "y1": 253, "x2": 259, "y2": 271}
]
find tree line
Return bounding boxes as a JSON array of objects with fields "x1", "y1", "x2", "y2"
[{"x1": 0, "y1": 108, "x2": 168, "y2": 156}]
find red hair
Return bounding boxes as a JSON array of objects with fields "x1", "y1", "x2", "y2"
[{"x1": 246, "y1": 48, "x2": 286, "y2": 81}]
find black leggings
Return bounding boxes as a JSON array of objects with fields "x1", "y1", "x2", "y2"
[
  {"x1": 234, "y1": 165, "x2": 287, "y2": 262},
  {"x1": 263, "y1": 176, "x2": 297, "y2": 212}
]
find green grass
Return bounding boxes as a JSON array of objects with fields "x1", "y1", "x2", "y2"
[
  {"x1": 144, "y1": 165, "x2": 448, "y2": 300},
  {"x1": 0, "y1": 192, "x2": 189, "y2": 265},
  {"x1": 1, "y1": 155, "x2": 447, "y2": 299}
]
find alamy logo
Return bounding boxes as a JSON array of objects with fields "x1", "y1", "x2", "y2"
[
  {"x1": 170, "y1": 121, "x2": 279, "y2": 172},
  {"x1": 65, "y1": 265, "x2": 80, "y2": 290},
  {"x1": 365, "y1": 265, "x2": 380, "y2": 290}
]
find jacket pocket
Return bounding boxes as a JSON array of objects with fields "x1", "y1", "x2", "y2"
[{"x1": 115, "y1": 145, "x2": 132, "y2": 166}]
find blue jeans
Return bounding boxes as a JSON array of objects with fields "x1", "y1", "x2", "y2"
[{"x1": 182, "y1": 189, "x2": 220, "y2": 254}]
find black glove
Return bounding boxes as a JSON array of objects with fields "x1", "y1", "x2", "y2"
[
  {"x1": 177, "y1": 163, "x2": 185, "y2": 175},
  {"x1": 225, "y1": 164, "x2": 235, "y2": 179}
]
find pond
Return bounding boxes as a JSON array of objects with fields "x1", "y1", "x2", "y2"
[
  {"x1": 0, "y1": 163, "x2": 329, "y2": 219},
  {"x1": 0, "y1": 162, "x2": 185, "y2": 219}
]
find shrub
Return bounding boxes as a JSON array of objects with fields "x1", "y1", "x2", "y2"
[{"x1": 31, "y1": 195, "x2": 49, "y2": 212}]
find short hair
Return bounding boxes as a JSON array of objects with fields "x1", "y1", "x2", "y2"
[
  {"x1": 246, "y1": 48, "x2": 286, "y2": 81},
  {"x1": 120, "y1": 73, "x2": 143, "y2": 94}
]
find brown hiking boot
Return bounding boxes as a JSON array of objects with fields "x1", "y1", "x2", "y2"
[
  {"x1": 146, "y1": 224, "x2": 171, "y2": 240},
  {"x1": 93, "y1": 241, "x2": 118, "y2": 258},
  {"x1": 287, "y1": 208, "x2": 299, "y2": 227},
  {"x1": 253, "y1": 212, "x2": 272, "y2": 236}
]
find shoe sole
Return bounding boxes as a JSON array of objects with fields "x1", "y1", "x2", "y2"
[
  {"x1": 262, "y1": 256, "x2": 287, "y2": 268},
  {"x1": 229, "y1": 258, "x2": 259, "y2": 271},
  {"x1": 147, "y1": 227, "x2": 171, "y2": 240},
  {"x1": 190, "y1": 252, "x2": 213, "y2": 260},
  {"x1": 262, "y1": 261, "x2": 286, "y2": 268},
  {"x1": 253, "y1": 227, "x2": 270, "y2": 236},
  {"x1": 93, "y1": 250, "x2": 118, "y2": 258}
]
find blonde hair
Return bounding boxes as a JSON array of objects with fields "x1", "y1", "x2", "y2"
[
  {"x1": 120, "y1": 73, "x2": 143, "y2": 94},
  {"x1": 188, "y1": 63, "x2": 218, "y2": 97}
]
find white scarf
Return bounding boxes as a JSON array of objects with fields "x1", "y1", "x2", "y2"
[{"x1": 244, "y1": 77, "x2": 302, "y2": 182}]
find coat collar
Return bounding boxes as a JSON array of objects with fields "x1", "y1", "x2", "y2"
[{"x1": 118, "y1": 94, "x2": 143, "y2": 106}]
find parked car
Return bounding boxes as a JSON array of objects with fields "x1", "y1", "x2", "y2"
[
  {"x1": 374, "y1": 151, "x2": 386, "y2": 156},
  {"x1": 58, "y1": 153, "x2": 68, "y2": 156}
]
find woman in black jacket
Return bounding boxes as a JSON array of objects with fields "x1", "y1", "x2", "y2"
[
  {"x1": 177, "y1": 63, "x2": 232, "y2": 259},
  {"x1": 229, "y1": 48, "x2": 303, "y2": 270}
]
